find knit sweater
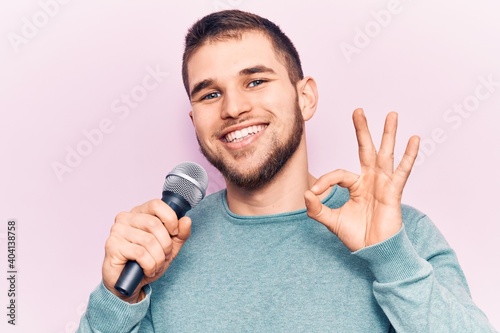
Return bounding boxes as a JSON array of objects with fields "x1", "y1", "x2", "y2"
[{"x1": 78, "y1": 186, "x2": 496, "y2": 332}]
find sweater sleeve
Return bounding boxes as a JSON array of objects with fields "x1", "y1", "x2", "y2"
[
  {"x1": 353, "y1": 213, "x2": 497, "y2": 333},
  {"x1": 76, "y1": 282, "x2": 153, "y2": 333}
]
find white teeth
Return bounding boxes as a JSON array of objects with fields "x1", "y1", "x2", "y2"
[{"x1": 224, "y1": 124, "x2": 266, "y2": 143}]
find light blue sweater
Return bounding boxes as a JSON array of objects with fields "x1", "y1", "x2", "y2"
[{"x1": 78, "y1": 186, "x2": 497, "y2": 332}]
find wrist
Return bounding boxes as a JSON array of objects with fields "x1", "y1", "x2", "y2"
[
  {"x1": 104, "y1": 280, "x2": 146, "y2": 304},
  {"x1": 353, "y1": 226, "x2": 430, "y2": 283},
  {"x1": 116, "y1": 286, "x2": 146, "y2": 304}
]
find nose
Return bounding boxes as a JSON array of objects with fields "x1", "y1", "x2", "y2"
[{"x1": 220, "y1": 88, "x2": 251, "y2": 119}]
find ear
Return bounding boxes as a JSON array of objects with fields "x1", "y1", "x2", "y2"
[
  {"x1": 296, "y1": 76, "x2": 318, "y2": 121},
  {"x1": 188, "y1": 110, "x2": 194, "y2": 125}
]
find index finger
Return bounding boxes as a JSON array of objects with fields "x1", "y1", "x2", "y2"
[{"x1": 131, "y1": 199, "x2": 180, "y2": 236}]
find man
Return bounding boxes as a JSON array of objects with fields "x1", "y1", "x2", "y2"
[{"x1": 78, "y1": 10, "x2": 496, "y2": 332}]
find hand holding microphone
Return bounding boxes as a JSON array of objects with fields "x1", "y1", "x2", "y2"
[{"x1": 101, "y1": 162, "x2": 208, "y2": 302}]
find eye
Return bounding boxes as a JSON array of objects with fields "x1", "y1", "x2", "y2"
[
  {"x1": 248, "y1": 79, "x2": 266, "y2": 88},
  {"x1": 201, "y1": 91, "x2": 221, "y2": 100}
]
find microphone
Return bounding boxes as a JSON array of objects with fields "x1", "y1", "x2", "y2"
[{"x1": 114, "y1": 162, "x2": 208, "y2": 297}]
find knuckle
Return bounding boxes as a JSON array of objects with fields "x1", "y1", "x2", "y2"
[
  {"x1": 104, "y1": 235, "x2": 122, "y2": 256},
  {"x1": 135, "y1": 250, "x2": 158, "y2": 274},
  {"x1": 109, "y1": 222, "x2": 123, "y2": 235},
  {"x1": 133, "y1": 246, "x2": 148, "y2": 260},
  {"x1": 140, "y1": 258, "x2": 156, "y2": 274},
  {"x1": 146, "y1": 217, "x2": 161, "y2": 230},
  {"x1": 164, "y1": 239, "x2": 173, "y2": 253},
  {"x1": 114, "y1": 211, "x2": 130, "y2": 224},
  {"x1": 310, "y1": 209, "x2": 322, "y2": 219},
  {"x1": 311, "y1": 205, "x2": 326, "y2": 219},
  {"x1": 149, "y1": 198, "x2": 164, "y2": 211},
  {"x1": 155, "y1": 251, "x2": 166, "y2": 264},
  {"x1": 142, "y1": 233, "x2": 157, "y2": 247},
  {"x1": 104, "y1": 237, "x2": 114, "y2": 253}
]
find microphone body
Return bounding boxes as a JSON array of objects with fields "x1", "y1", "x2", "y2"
[{"x1": 114, "y1": 162, "x2": 208, "y2": 297}]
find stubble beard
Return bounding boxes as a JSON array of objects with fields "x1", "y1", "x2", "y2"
[{"x1": 197, "y1": 103, "x2": 304, "y2": 191}]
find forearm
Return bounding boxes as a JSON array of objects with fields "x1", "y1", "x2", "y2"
[{"x1": 354, "y1": 226, "x2": 497, "y2": 333}]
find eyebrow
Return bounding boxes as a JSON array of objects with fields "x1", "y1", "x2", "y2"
[
  {"x1": 190, "y1": 79, "x2": 214, "y2": 99},
  {"x1": 190, "y1": 65, "x2": 277, "y2": 99},
  {"x1": 239, "y1": 65, "x2": 276, "y2": 76}
]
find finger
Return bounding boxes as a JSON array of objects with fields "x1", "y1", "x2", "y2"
[
  {"x1": 310, "y1": 169, "x2": 359, "y2": 195},
  {"x1": 115, "y1": 211, "x2": 172, "y2": 256},
  {"x1": 105, "y1": 232, "x2": 161, "y2": 278},
  {"x1": 304, "y1": 190, "x2": 340, "y2": 234},
  {"x1": 377, "y1": 112, "x2": 398, "y2": 172},
  {"x1": 393, "y1": 135, "x2": 420, "y2": 189},
  {"x1": 110, "y1": 222, "x2": 169, "y2": 277},
  {"x1": 170, "y1": 216, "x2": 192, "y2": 259},
  {"x1": 352, "y1": 108, "x2": 377, "y2": 167},
  {"x1": 131, "y1": 199, "x2": 180, "y2": 236}
]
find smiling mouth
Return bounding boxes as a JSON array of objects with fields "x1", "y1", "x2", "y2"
[{"x1": 222, "y1": 124, "x2": 267, "y2": 143}]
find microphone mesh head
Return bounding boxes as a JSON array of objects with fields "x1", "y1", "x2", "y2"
[{"x1": 163, "y1": 162, "x2": 208, "y2": 207}]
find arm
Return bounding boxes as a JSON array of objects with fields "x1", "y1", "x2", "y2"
[
  {"x1": 77, "y1": 199, "x2": 192, "y2": 332},
  {"x1": 305, "y1": 108, "x2": 497, "y2": 332},
  {"x1": 355, "y1": 218, "x2": 497, "y2": 332}
]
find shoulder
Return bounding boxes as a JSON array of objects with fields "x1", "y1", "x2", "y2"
[{"x1": 186, "y1": 189, "x2": 226, "y2": 220}]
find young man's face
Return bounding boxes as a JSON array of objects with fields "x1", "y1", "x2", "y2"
[{"x1": 188, "y1": 31, "x2": 304, "y2": 189}]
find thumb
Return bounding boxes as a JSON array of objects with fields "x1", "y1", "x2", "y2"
[
  {"x1": 304, "y1": 190, "x2": 339, "y2": 233},
  {"x1": 171, "y1": 216, "x2": 192, "y2": 258}
]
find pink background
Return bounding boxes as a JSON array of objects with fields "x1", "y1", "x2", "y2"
[{"x1": 1, "y1": 0, "x2": 499, "y2": 331}]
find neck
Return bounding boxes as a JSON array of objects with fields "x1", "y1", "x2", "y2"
[{"x1": 224, "y1": 142, "x2": 323, "y2": 216}]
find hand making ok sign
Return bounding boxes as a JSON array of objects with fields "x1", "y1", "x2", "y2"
[{"x1": 304, "y1": 108, "x2": 421, "y2": 252}]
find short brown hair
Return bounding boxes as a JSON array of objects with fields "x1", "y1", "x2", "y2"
[{"x1": 182, "y1": 10, "x2": 304, "y2": 97}]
